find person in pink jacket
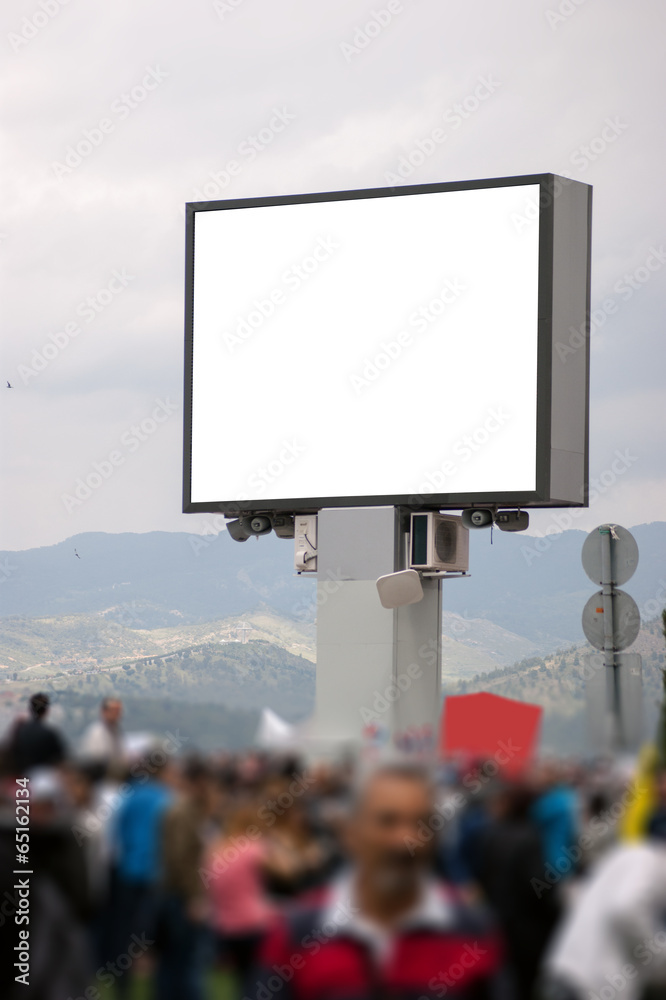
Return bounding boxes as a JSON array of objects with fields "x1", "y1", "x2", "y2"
[{"x1": 204, "y1": 796, "x2": 280, "y2": 987}]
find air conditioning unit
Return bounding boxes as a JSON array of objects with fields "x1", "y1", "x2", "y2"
[{"x1": 409, "y1": 513, "x2": 469, "y2": 572}]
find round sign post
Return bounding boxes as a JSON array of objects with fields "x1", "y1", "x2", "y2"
[
  {"x1": 581, "y1": 524, "x2": 639, "y2": 587},
  {"x1": 582, "y1": 589, "x2": 641, "y2": 652},
  {"x1": 581, "y1": 525, "x2": 642, "y2": 751}
]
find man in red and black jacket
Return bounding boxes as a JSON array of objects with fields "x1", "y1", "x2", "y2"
[{"x1": 246, "y1": 761, "x2": 504, "y2": 1000}]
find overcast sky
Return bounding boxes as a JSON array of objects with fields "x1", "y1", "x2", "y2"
[{"x1": 1, "y1": 0, "x2": 664, "y2": 551}]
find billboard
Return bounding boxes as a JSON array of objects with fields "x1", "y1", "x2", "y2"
[{"x1": 184, "y1": 174, "x2": 591, "y2": 515}]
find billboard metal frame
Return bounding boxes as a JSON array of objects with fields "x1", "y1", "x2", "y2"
[{"x1": 183, "y1": 173, "x2": 592, "y2": 516}]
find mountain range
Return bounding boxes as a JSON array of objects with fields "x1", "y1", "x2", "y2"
[
  {"x1": 1, "y1": 522, "x2": 664, "y2": 752},
  {"x1": 2, "y1": 521, "x2": 664, "y2": 645}
]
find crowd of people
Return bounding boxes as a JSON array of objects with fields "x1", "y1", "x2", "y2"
[{"x1": 1, "y1": 692, "x2": 666, "y2": 1000}]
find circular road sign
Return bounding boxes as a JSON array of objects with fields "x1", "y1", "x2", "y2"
[
  {"x1": 581, "y1": 524, "x2": 639, "y2": 586},
  {"x1": 582, "y1": 589, "x2": 641, "y2": 652}
]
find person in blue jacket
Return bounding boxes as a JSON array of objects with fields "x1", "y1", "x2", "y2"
[{"x1": 110, "y1": 744, "x2": 175, "y2": 997}]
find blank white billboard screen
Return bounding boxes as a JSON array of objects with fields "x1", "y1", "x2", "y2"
[{"x1": 189, "y1": 183, "x2": 541, "y2": 506}]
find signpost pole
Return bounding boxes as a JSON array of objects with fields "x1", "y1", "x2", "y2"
[
  {"x1": 582, "y1": 524, "x2": 642, "y2": 752},
  {"x1": 599, "y1": 526, "x2": 619, "y2": 748}
]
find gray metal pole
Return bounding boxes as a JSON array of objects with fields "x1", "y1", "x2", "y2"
[{"x1": 599, "y1": 526, "x2": 619, "y2": 748}]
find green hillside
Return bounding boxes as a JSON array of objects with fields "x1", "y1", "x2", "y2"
[
  {"x1": 444, "y1": 616, "x2": 666, "y2": 751},
  {"x1": 0, "y1": 605, "x2": 314, "y2": 672},
  {"x1": 2, "y1": 600, "x2": 665, "y2": 755}
]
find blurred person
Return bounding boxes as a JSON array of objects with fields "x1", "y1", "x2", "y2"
[
  {"x1": 110, "y1": 746, "x2": 176, "y2": 997},
  {"x1": 476, "y1": 782, "x2": 560, "y2": 1000},
  {"x1": 205, "y1": 795, "x2": 279, "y2": 989},
  {"x1": 542, "y1": 838, "x2": 666, "y2": 1000},
  {"x1": 1, "y1": 768, "x2": 93, "y2": 999},
  {"x1": 530, "y1": 760, "x2": 579, "y2": 880},
  {"x1": 238, "y1": 749, "x2": 269, "y2": 786},
  {"x1": 305, "y1": 761, "x2": 351, "y2": 881},
  {"x1": 646, "y1": 768, "x2": 666, "y2": 841},
  {"x1": 62, "y1": 761, "x2": 116, "y2": 967},
  {"x1": 437, "y1": 772, "x2": 492, "y2": 888},
  {"x1": 7, "y1": 692, "x2": 66, "y2": 775},
  {"x1": 63, "y1": 761, "x2": 113, "y2": 902},
  {"x1": 78, "y1": 696, "x2": 124, "y2": 777},
  {"x1": 262, "y1": 776, "x2": 330, "y2": 899},
  {"x1": 212, "y1": 757, "x2": 243, "y2": 823},
  {"x1": 578, "y1": 789, "x2": 621, "y2": 872},
  {"x1": 156, "y1": 755, "x2": 215, "y2": 1000},
  {"x1": 250, "y1": 761, "x2": 503, "y2": 999},
  {"x1": 0, "y1": 831, "x2": 17, "y2": 996}
]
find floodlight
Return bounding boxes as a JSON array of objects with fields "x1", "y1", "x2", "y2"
[
  {"x1": 272, "y1": 514, "x2": 295, "y2": 539},
  {"x1": 226, "y1": 518, "x2": 251, "y2": 542},
  {"x1": 496, "y1": 510, "x2": 529, "y2": 532}
]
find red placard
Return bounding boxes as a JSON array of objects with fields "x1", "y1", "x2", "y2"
[{"x1": 440, "y1": 692, "x2": 542, "y2": 775}]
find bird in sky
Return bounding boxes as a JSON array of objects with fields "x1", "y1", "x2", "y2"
[
  {"x1": 6, "y1": 381, "x2": 13, "y2": 388},
  {"x1": 74, "y1": 549, "x2": 81, "y2": 559}
]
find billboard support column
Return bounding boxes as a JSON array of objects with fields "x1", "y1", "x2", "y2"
[
  {"x1": 392, "y1": 575, "x2": 442, "y2": 756},
  {"x1": 313, "y1": 506, "x2": 441, "y2": 754}
]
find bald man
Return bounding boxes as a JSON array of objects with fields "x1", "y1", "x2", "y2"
[{"x1": 249, "y1": 761, "x2": 503, "y2": 1000}]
